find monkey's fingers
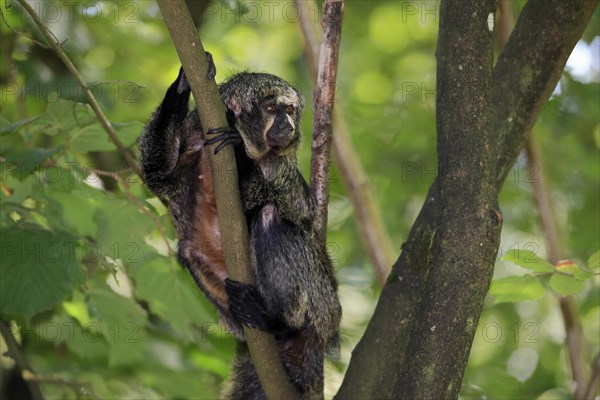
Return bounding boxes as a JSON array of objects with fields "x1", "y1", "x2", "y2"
[
  {"x1": 206, "y1": 127, "x2": 237, "y2": 135},
  {"x1": 205, "y1": 128, "x2": 242, "y2": 154},
  {"x1": 205, "y1": 52, "x2": 216, "y2": 81}
]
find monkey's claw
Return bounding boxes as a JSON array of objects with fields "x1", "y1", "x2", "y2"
[
  {"x1": 205, "y1": 127, "x2": 242, "y2": 154},
  {"x1": 225, "y1": 278, "x2": 270, "y2": 330}
]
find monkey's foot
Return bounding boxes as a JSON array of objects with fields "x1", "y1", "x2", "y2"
[
  {"x1": 205, "y1": 51, "x2": 216, "y2": 81},
  {"x1": 205, "y1": 127, "x2": 242, "y2": 154},
  {"x1": 225, "y1": 279, "x2": 270, "y2": 329}
]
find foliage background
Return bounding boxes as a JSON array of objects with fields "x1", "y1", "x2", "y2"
[{"x1": 0, "y1": 1, "x2": 598, "y2": 399}]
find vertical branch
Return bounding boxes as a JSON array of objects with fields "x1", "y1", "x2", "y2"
[
  {"x1": 396, "y1": 1, "x2": 500, "y2": 397},
  {"x1": 297, "y1": 0, "x2": 393, "y2": 285},
  {"x1": 155, "y1": 1, "x2": 298, "y2": 399},
  {"x1": 309, "y1": 0, "x2": 344, "y2": 242}
]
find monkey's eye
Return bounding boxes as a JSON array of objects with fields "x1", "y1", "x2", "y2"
[
  {"x1": 266, "y1": 104, "x2": 277, "y2": 113},
  {"x1": 285, "y1": 105, "x2": 295, "y2": 114}
]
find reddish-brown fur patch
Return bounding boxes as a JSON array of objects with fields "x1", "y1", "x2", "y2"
[{"x1": 188, "y1": 148, "x2": 229, "y2": 305}]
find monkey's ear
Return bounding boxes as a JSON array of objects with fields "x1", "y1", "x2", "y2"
[{"x1": 225, "y1": 98, "x2": 242, "y2": 118}]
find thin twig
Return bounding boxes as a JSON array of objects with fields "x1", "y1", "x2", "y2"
[
  {"x1": 16, "y1": 0, "x2": 141, "y2": 178},
  {"x1": 296, "y1": 0, "x2": 393, "y2": 285},
  {"x1": 24, "y1": 372, "x2": 97, "y2": 400},
  {"x1": 309, "y1": 0, "x2": 344, "y2": 244},
  {"x1": 0, "y1": 5, "x2": 50, "y2": 48},
  {"x1": 583, "y1": 352, "x2": 600, "y2": 400},
  {"x1": 0, "y1": 320, "x2": 45, "y2": 400},
  {"x1": 90, "y1": 169, "x2": 174, "y2": 255}
]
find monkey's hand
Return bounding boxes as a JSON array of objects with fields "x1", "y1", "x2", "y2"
[
  {"x1": 176, "y1": 51, "x2": 216, "y2": 94},
  {"x1": 225, "y1": 279, "x2": 295, "y2": 339},
  {"x1": 205, "y1": 127, "x2": 242, "y2": 154}
]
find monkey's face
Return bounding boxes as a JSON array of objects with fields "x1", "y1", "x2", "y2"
[
  {"x1": 220, "y1": 73, "x2": 304, "y2": 160},
  {"x1": 260, "y1": 95, "x2": 301, "y2": 154}
]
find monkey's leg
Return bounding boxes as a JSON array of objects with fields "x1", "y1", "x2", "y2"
[{"x1": 225, "y1": 279, "x2": 298, "y2": 339}]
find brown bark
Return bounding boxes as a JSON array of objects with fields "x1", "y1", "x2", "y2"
[
  {"x1": 309, "y1": 0, "x2": 344, "y2": 243},
  {"x1": 335, "y1": 1, "x2": 598, "y2": 398}
]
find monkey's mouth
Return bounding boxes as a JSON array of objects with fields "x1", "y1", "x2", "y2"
[{"x1": 266, "y1": 134, "x2": 295, "y2": 154}]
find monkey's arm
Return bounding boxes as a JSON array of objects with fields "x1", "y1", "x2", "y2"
[{"x1": 139, "y1": 68, "x2": 194, "y2": 199}]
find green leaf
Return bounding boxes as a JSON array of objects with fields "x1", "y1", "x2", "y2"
[
  {"x1": 489, "y1": 275, "x2": 545, "y2": 303},
  {"x1": 555, "y1": 260, "x2": 593, "y2": 281},
  {"x1": 0, "y1": 226, "x2": 83, "y2": 321},
  {"x1": 87, "y1": 283, "x2": 147, "y2": 367},
  {"x1": 3, "y1": 148, "x2": 59, "y2": 180},
  {"x1": 40, "y1": 313, "x2": 109, "y2": 361},
  {"x1": 70, "y1": 121, "x2": 144, "y2": 153},
  {"x1": 0, "y1": 115, "x2": 42, "y2": 135},
  {"x1": 52, "y1": 188, "x2": 99, "y2": 237},
  {"x1": 69, "y1": 123, "x2": 113, "y2": 152},
  {"x1": 26, "y1": 99, "x2": 92, "y2": 137},
  {"x1": 113, "y1": 121, "x2": 145, "y2": 147},
  {"x1": 500, "y1": 249, "x2": 554, "y2": 273},
  {"x1": 549, "y1": 274, "x2": 585, "y2": 296},
  {"x1": 134, "y1": 257, "x2": 215, "y2": 340},
  {"x1": 93, "y1": 198, "x2": 154, "y2": 265},
  {"x1": 588, "y1": 250, "x2": 600, "y2": 271}
]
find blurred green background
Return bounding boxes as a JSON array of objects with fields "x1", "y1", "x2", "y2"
[{"x1": 0, "y1": 1, "x2": 598, "y2": 399}]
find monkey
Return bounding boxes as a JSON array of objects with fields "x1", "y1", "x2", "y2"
[{"x1": 138, "y1": 56, "x2": 341, "y2": 400}]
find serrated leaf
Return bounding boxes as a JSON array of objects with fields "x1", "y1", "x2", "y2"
[
  {"x1": 26, "y1": 99, "x2": 90, "y2": 137},
  {"x1": 70, "y1": 121, "x2": 144, "y2": 153},
  {"x1": 0, "y1": 226, "x2": 83, "y2": 321},
  {"x1": 501, "y1": 249, "x2": 554, "y2": 273},
  {"x1": 52, "y1": 188, "x2": 98, "y2": 237},
  {"x1": 113, "y1": 121, "x2": 145, "y2": 147},
  {"x1": 134, "y1": 257, "x2": 215, "y2": 340},
  {"x1": 40, "y1": 313, "x2": 109, "y2": 361},
  {"x1": 0, "y1": 115, "x2": 43, "y2": 135},
  {"x1": 555, "y1": 260, "x2": 592, "y2": 281},
  {"x1": 555, "y1": 260, "x2": 578, "y2": 274},
  {"x1": 87, "y1": 283, "x2": 147, "y2": 367},
  {"x1": 549, "y1": 274, "x2": 585, "y2": 296},
  {"x1": 489, "y1": 275, "x2": 545, "y2": 303},
  {"x1": 588, "y1": 250, "x2": 600, "y2": 271},
  {"x1": 69, "y1": 123, "x2": 110, "y2": 152},
  {"x1": 93, "y1": 198, "x2": 154, "y2": 264},
  {"x1": 3, "y1": 148, "x2": 59, "y2": 180}
]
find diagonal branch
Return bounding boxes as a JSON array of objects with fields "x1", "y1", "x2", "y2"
[
  {"x1": 16, "y1": 0, "x2": 141, "y2": 178},
  {"x1": 155, "y1": 1, "x2": 298, "y2": 399},
  {"x1": 493, "y1": 0, "x2": 599, "y2": 184}
]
